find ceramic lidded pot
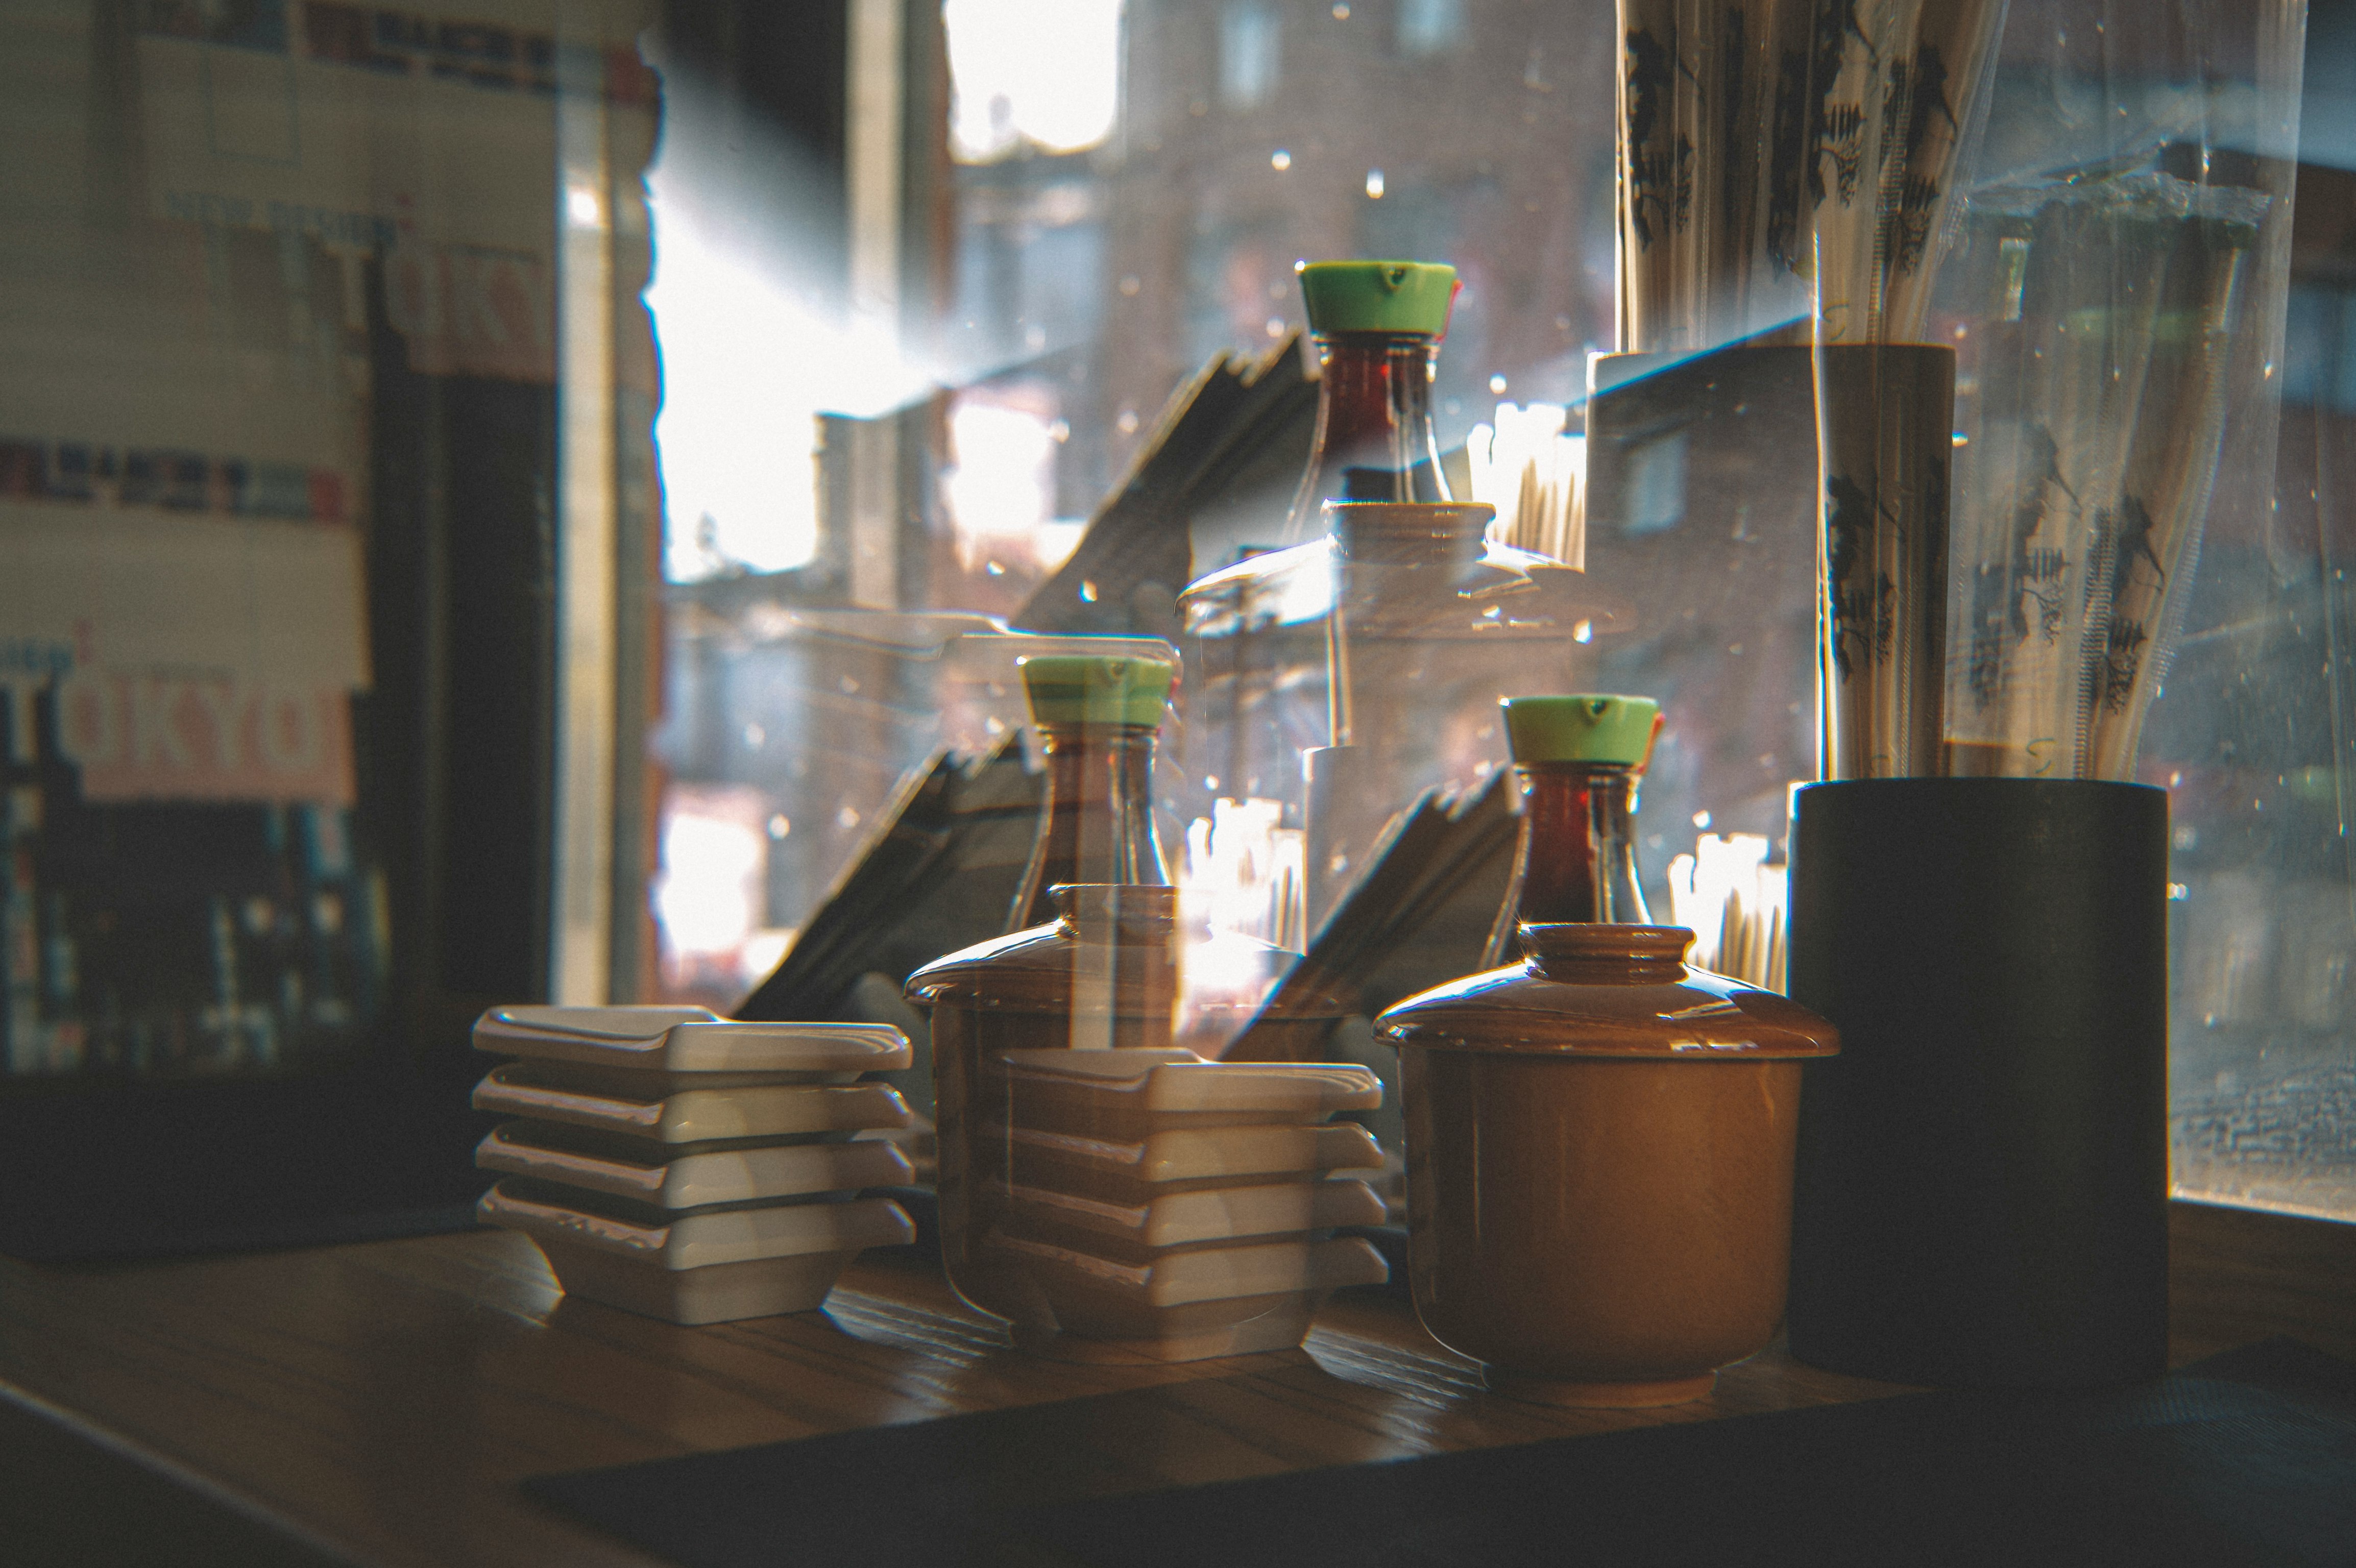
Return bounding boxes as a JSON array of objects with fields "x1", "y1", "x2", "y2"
[{"x1": 1376, "y1": 923, "x2": 1838, "y2": 1408}]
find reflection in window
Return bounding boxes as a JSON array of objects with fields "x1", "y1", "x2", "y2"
[
  {"x1": 2160, "y1": 204, "x2": 2356, "y2": 1219},
  {"x1": 1398, "y1": 0, "x2": 1464, "y2": 57},
  {"x1": 1622, "y1": 433, "x2": 1688, "y2": 537},
  {"x1": 1219, "y1": 1, "x2": 1281, "y2": 111}
]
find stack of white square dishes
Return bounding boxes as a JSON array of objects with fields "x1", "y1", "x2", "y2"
[
  {"x1": 472, "y1": 1005, "x2": 916, "y2": 1325},
  {"x1": 978, "y1": 1048, "x2": 1391, "y2": 1361}
]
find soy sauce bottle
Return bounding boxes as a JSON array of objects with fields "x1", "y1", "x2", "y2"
[
  {"x1": 1005, "y1": 653, "x2": 1173, "y2": 933},
  {"x1": 1480, "y1": 694, "x2": 1663, "y2": 964},
  {"x1": 1177, "y1": 265, "x2": 1459, "y2": 813}
]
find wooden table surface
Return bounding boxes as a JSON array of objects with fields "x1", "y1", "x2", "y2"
[{"x1": 1, "y1": 1200, "x2": 2348, "y2": 1567}]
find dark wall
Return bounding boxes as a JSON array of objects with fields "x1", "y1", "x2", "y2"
[{"x1": 364, "y1": 262, "x2": 558, "y2": 1049}]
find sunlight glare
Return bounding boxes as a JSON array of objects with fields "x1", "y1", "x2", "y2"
[{"x1": 946, "y1": 0, "x2": 1125, "y2": 162}]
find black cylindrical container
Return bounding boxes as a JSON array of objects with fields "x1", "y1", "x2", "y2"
[{"x1": 1785, "y1": 778, "x2": 2168, "y2": 1388}]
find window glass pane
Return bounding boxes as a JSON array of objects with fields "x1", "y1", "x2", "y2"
[{"x1": 639, "y1": 1, "x2": 2346, "y2": 1224}]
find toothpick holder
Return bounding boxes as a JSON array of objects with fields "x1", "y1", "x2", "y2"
[{"x1": 1784, "y1": 778, "x2": 2169, "y2": 1389}]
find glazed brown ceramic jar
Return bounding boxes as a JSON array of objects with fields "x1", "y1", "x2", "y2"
[{"x1": 1376, "y1": 923, "x2": 1838, "y2": 1408}]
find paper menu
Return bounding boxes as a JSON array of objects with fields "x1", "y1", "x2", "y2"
[
  {"x1": 0, "y1": 502, "x2": 369, "y2": 806},
  {"x1": 131, "y1": 5, "x2": 658, "y2": 386}
]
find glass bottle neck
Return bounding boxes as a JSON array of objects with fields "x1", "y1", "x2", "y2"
[
  {"x1": 1491, "y1": 762, "x2": 1649, "y2": 948},
  {"x1": 1284, "y1": 332, "x2": 1450, "y2": 543},
  {"x1": 1008, "y1": 724, "x2": 1165, "y2": 932}
]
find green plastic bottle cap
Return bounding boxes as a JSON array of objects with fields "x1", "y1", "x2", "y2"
[
  {"x1": 1019, "y1": 654, "x2": 1174, "y2": 728},
  {"x1": 1502, "y1": 695, "x2": 1661, "y2": 765},
  {"x1": 1297, "y1": 261, "x2": 1458, "y2": 336}
]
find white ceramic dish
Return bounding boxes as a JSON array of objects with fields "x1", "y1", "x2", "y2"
[
  {"x1": 526, "y1": 1241, "x2": 865, "y2": 1326},
  {"x1": 474, "y1": 1005, "x2": 910, "y2": 1076},
  {"x1": 984, "y1": 1120, "x2": 1385, "y2": 1199},
  {"x1": 472, "y1": 1064, "x2": 911, "y2": 1143},
  {"x1": 978, "y1": 1231, "x2": 1389, "y2": 1360},
  {"x1": 476, "y1": 1121, "x2": 912, "y2": 1210},
  {"x1": 988, "y1": 1048, "x2": 1382, "y2": 1135},
  {"x1": 991, "y1": 1175, "x2": 1386, "y2": 1254},
  {"x1": 476, "y1": 1061, "x2": 853, "y2": 1094},
  {"x1": 480, "y1": 1180, "x2": 913, "y2": 1266},
  {"x1": 479, "y1": 1183, "x2": 914, "y2": 1325}
]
